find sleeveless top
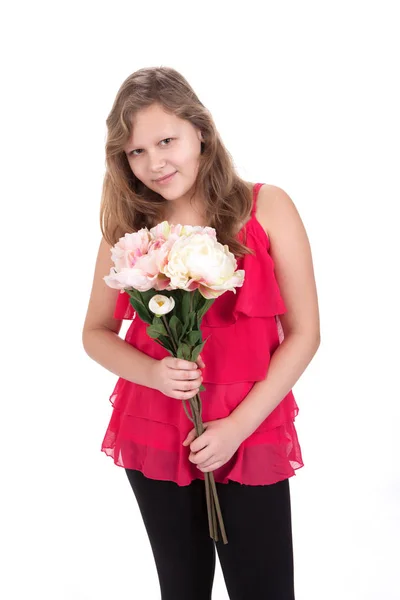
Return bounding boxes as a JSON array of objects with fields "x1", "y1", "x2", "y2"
[{"x1": 101, "y1": 183, "x2": 304, "y2": 486}]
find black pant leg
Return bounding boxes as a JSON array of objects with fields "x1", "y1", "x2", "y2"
[
  {"x1": 125, "y1": 469, "x2": 216, "y2": 600},
  {"x1": 215, "y1": 478, "x2": 295, "y2": 600}
]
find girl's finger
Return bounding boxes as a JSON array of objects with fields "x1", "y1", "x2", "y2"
[
  {"x1": 197, "y1": 355, "x2": 206, "y2": 369},
  {"x1": 198, "y1": 461, "x2": 222, "y2": 472},
  {"x1": 182, "y1": 429, "x2": 196, "y2": 446}
]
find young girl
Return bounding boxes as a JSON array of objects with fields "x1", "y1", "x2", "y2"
[{"x1": 82, "y1": 66, "x2": 320, "y2": 600}]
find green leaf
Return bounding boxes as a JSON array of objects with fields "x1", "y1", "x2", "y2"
[
  {"x1": 153, "y1": 341, "x2": 172, "y2": 355},
  {"x1": 188, "y1": 311, "x2": 196, "y2": 330},
  {"x1": 177, "y1": 343, "x2": 192, "y2": 360},
  {"x1": 128, "y1": 288, "x2": 151, "y2": 308},
  {"x1": 169, "y1": 315, "x2": 183, "y2": 341},
  {"x1": 180, "y1": 311, "x2": 195, "y2": 341},
  {"x1": 196, "y1": 291, "x2": 207, "y2": 308},
  {"x1": 187, "y1": 330, "x2": 202, "y2": 346},
  {"x1": 129, "y1": 297, "x2": 152, "y2": 324},
  {"x1": 171, "y1": 291, "x2": 185, "y2": 322},
  {"x1": 189, "y1": 290, "x2": 197, "y2": 312},
  {"x1": 152, "y1": 336, "x2": 175, "y2": 355},
  {"x1": 126, "y1": 288, "x2": 140, "y2": 301},
  {"x1": 182, "y1": 291, "x2": 192, "y2": 316},
  {"x1": 197, "y1": 298, "x2": 215, "y2": 321},
  {"x1": 157, "y1": 334, "x2": 176, "y2": 355},
  {"x1": 140, "y1": 288, "x2": 160, "y2": 306},
  {"x1": 151, "y1": 316, "x2": 168, "y2": 336},
  {"x1": 190, "y1": 335, "x2": 210, "y2": 361},
  {"x1": 147, "y1": 325, "x2": 162, "y2": 339},
  {"x1": 199, "y1": 383, "x2": 206, "y2": 392}
]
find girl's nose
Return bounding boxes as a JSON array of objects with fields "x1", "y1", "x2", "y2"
[{"x1": 148, "y1": 152, "x2": 166, "y2": 172}]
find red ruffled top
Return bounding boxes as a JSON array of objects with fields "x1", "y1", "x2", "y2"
[{"x1": 101, "y1": 183, "x2": 304, "y2": 486}]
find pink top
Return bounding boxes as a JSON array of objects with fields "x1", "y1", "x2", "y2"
[{"x1": 101, "y1": 183, "x2": 304, "y2": 486}]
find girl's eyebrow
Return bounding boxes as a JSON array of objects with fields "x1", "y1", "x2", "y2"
[{"x1": 127, "y1": 132, "x2": 175, "y2": 151}]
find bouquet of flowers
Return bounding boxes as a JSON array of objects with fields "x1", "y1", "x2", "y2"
[{"x1": 103, "y1": 221, "x2": 245, "y2": 544}]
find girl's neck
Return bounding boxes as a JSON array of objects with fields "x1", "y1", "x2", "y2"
[
  {"x1": 161, "y1": 181, "x2": 253, "y2": 231},
  {"x1": 162, "y1": 203, "x2": 208, "y2": 228}
]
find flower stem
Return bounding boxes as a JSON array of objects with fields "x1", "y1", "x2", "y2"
[
  {"x1": 191, "y1": 392, "x2": 228, "y2": 544},
  {"x1": 182, "y1": 398, "x2": 195, "y2": 423},
  {"x1": 204, "y1": 471, "x2": 213, "y2": 538},
  {"x1": 161, "y1": 306, "x2": 228, "y2": 543},
  {"x1": 161, "y1": 315, "x2": 178, "y2": 353}
]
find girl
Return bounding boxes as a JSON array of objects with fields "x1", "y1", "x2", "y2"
[{"x1": 82, "y1": 66, "x2": 320, "y2": 600}]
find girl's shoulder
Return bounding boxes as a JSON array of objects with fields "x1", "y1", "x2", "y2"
[
  {"x1": 253, "y1": 183, "x2": 301, "y2": 241},
  {"x1": 254, "y1": 183, "x2": 320, "y2": 340}
]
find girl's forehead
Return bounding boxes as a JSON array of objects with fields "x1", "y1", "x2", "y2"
[
  {"x1": 125, "y1": 112, "x2": 187, "y2": 149},
  {"x1": 133, "y1": 104, "x2": 179, "y2": 127}
]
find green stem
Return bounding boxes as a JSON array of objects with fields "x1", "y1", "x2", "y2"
[
  {"x1": 161, "y1": 315, "x2": 178, "y2": 353},
  {"x1": 162, "y1": 305, "x2": 227, "y2": 544}
]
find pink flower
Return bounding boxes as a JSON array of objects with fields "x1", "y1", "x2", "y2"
[
  {"x1": 110, "y1": 229, "x2": 152, "y2": 271},
  {"x1": 149, "y1": 221, "x2": 217, "y2": 243},
  {"x1": 104, "y1": 267, "x2": 158, "y2": 291},
  {"x1": 103, "y1": 220, "x2": 242, "y2": 298},
  {"x1": 103, "y1": 229, "x2": 158, "y2": 291}
]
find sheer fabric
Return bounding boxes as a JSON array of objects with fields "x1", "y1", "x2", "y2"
[{"x1": 101, "y1": 183, "x2": 304, "y2": 485}]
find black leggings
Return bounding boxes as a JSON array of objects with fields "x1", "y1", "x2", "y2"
[{"x1": 125, "y1": 469, "x2": 295, "y2": 599}]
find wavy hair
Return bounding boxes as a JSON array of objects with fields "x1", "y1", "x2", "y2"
[{"x1": 100, "y1": 66, "x2": 255, "y2": 258}]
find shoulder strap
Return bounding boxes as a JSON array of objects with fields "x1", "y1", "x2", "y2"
[{"x1": 251, "y1": 183, "x2": 264, "y2": 215}]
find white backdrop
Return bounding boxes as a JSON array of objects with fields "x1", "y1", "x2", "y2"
[{"x1": 2, "y1": 1, "x2": 399, "y2": 599}]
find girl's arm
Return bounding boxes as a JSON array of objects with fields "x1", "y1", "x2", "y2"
[
  {"x1": 82, "y1": 237, "x2": 157, "y2": 386},
  {"x1": 229, "y1": 185, "x2": 320, "y2": 439},
  {"x1": 228, "y1": 332, "x2": 319, "y2": 441}
]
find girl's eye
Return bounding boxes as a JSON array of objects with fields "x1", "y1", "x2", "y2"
[{"x1": 129, "y1": 138, "x2": 173, "y2": 157}]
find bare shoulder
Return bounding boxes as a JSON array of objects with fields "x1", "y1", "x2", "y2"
[
  {"x1": 255, "y1": 184, "x2": 299, "y2": 237},
  {"x1": 82, "y1": 236, "x2": 123, "y2": 338},
  {"x1": 256, "y1": 184, "x2": 320, "y2": 340}
]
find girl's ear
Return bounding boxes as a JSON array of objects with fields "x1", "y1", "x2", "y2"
[{"x1": 198, "y1": 131, "x2": 205, "y2": 153}]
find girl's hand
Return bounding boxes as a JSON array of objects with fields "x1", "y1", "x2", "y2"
[
  {"x1": 182, "y1": 417, "x2": 243, "y2": 473},
  {"x1": 151, "y1": 354, "x2": 205, "y2": 400}
]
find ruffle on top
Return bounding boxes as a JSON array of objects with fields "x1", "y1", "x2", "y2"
[
  {"x1": 112, "y1": 215, "x2": 287, "y2": 384},
  {"x1": 101, "y1": 183, "x2": 304, "y2": 486}
]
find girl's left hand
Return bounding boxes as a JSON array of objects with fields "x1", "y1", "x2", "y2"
[{"x1": 182, "y1": 417, "x2": 243, "y2": 473}]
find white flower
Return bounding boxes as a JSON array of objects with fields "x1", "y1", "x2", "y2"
[
  {"x1": 163, "y1": 232, "x2": 245, "y2": 298},
  {"x1": 148, "y1": 294, "x2": 175, "y2": 317}
]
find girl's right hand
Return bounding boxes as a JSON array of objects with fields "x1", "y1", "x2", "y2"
[{"x1": 151, "y1": 355, "x2": 205, "y2": 400}]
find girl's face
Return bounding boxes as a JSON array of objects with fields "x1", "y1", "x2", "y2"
[{"x1": 124, "y1": 103, "x2": 203, "y2": 202}]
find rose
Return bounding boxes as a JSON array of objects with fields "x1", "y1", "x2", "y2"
[
  {"x1": 148, "y1": 294, "x2": 175, "y2": 317},
  {"x1": 162, "y1": 231, "x2": 245, "y2": 298}
]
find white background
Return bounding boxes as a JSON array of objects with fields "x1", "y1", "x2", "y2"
[{"x1": 2, "y1": 1, "x2": 399, "y2": 598}]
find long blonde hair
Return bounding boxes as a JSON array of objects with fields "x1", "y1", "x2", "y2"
[{"x1": 100, "y1": 66, "x2": 255, "y2": 257}]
